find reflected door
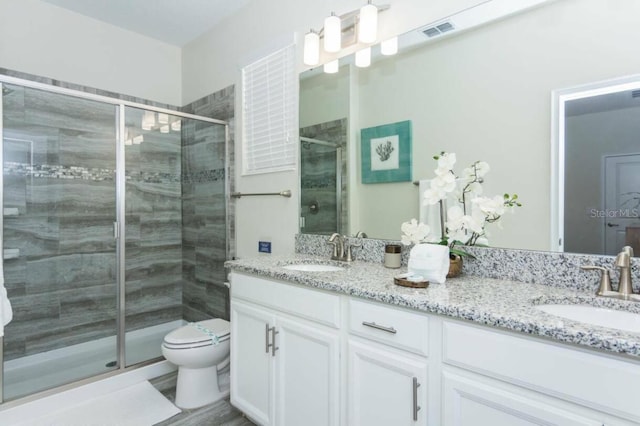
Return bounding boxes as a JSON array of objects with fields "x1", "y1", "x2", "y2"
[
  {"x1": 604, "y1": 154, "x2": 640, "y2": 255},
  {"x1": 2, "y1": 84, "x2": 118, "y2": 400}
]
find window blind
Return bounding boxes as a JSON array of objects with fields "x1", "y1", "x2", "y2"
[{"x1": 242, "y1": 44, "x2": 298, "y2": 175}]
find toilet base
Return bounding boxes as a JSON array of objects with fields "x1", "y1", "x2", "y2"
[{"x1": 175, "y1": 365, "x2": 223, "y2": 409}]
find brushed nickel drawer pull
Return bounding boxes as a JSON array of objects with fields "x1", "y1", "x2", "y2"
[
  {"x1": 362, "y1": 321, "x2": 397, "y2": 334},
  {"x1": 265, "y1": 323, "x2": 272, "y2": 353},
  {"x1": 270, "y1": 326, "x2": 279, "y2": 356},
  {"x1": 413, "y1": 377, "x2": 421, "y2": 421}
]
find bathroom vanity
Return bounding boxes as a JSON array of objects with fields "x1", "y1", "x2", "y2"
[{"x1": 226, "y1": 256, "x2": 640, "y2": 426}]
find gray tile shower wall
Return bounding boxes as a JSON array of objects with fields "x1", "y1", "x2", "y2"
[
  {"x1": 1, "y1": 68, "x2": 235, "y2": 360},
  {"x1": 180, "y1": 86, "x2": 235, "y2": 323},
  {"x1": 2, "y1": 84, "x2": 121, "y2": 360}
]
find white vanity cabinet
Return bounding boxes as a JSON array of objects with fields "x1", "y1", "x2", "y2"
[
  {"x1": 347, "y1": 298, "x2": 430, "y2": 426},
  {"x1": 229, "y1": 270, "x2": 640, "y2": 426},
  {"x1": 230, "y1": 273, "x2": 341, "y2": 426},
  {"x1": 441, "y1": 320, "x2": 640, "y2": 426}
]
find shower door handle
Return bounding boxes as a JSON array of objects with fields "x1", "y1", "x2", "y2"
[{"x1": 113, "y1": 221, "x2": 119, "y2": 239}]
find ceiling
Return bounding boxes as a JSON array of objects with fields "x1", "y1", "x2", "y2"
[{"x1": 40, "y1": 0, "x2": 251, "y2": 46}]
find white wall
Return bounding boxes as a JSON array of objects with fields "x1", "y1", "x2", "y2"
[
  {"x1": 0, "y1": 0, "x2": 182, "y2": 105},
  {"x1": 182, "y1": 0, "x2": 485, "y2": 258}
]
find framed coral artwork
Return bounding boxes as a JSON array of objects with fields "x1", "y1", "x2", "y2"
[{"x1": 360, "y1": 120, "x2": 412, "y2": 183}]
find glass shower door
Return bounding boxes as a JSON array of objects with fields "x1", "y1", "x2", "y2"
[{"x1": 2, "y1": 84, "x2": 118, "y2": 400}]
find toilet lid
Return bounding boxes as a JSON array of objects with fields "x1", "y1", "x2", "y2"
[{"x1": 164, "y1": 319, "x2": 230, "y2": 345}]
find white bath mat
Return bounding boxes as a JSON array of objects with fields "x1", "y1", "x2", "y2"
[{"x1": 16, "y1": 380, "x2": 180, "y2": 426}]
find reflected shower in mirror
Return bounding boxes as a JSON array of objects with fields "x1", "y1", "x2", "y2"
[{"x1": 299, "y1": 119, "x2": 348, "y2": 235}]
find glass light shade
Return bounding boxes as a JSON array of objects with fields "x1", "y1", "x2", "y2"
[
  {"x1": 141, "y1": 111, "x2": 155, "y2": 130},
  {"x1": 171, "y1": 120, "x2": 181, "y2": 131},
  {"x1": 358, "y1": 2, "x2": 378, "y2": 43},
  {"x1": 324, "y1": 13, "x2": 341, "y2": 53},
  {"x1": 303, "y1": 31, "x2": 320, "y2": 65},
  {"x1": 160, "y1": 124, "x2": 170, "y2": 134},
  {"x1": 381, "y1": 37, "x2": 398, "y2": 55},
  {"x1": 133, "y1": 135, "x2": 144, "y2": 145},
  {"x1": 355, "y1": 47, "x2": 371, "y2": 68},
  {"x1": 124, "y1": 139, "x2": 132, "y2": 146},
  {"x1": 323, "y1": 59, "x2": 339, "y2": 74},
  {"x1": 158, "y1": 113, "x2": 169, "y2": 124}
]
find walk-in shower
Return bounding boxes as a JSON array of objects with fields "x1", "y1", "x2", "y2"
[{"x1": 0, "y1": 75, "x2": 229, "y2": 403}]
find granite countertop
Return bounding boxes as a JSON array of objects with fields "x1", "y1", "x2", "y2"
[{"x1": 225, "y1": 254, "x2": 640, "y2": 358}]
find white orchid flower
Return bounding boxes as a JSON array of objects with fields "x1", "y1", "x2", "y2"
[
  {"x1": 475, "y1": 161, "x2": 490, "y2": 177},
  {"x1": 472, "y1": 195, "x2": 506, "y2": 218},
  {"x1": 400, "y1": 219, "x2": 434, "y2": 245},
  {"x1": 437, "y1": 152, "x2": 456, "y2": 171},
  {"x1": 423, "y1": 188, "x2": 445, "y2": 205},
  {"x1": 431, "y1": 173, "x2": 456, "y2": 193}
]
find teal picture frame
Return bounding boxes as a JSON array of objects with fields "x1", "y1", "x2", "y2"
[{"x1": 361, "y1": 120, "x2": 412, "y2": 184}]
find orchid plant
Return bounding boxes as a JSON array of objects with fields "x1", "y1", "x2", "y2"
[{"x1": 401, "y1": 152, "x2": 522, "y2": 257}]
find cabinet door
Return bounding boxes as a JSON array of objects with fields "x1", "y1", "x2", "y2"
[
  {"x1": 442, "y1": 370, "x2": 602, "y2": 426},
  {"x1": 348, "y1": 339, "x2": 428, "y2": 426},
  {"x1": 230, "y1": 300, "x2": 276, "y2": 426},
  {"x1": 275, "y1": 316, "x2": 340, "y2": 426}
]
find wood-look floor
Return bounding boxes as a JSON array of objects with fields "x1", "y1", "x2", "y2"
[{"x1": 151, "y1": 372, "x2": 255, "y2": 426}]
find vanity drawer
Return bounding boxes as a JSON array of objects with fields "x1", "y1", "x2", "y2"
[
  {"x1": 442, "y1": 320, "x2": 640, "y2": 422},
  {"x1": 230, "y1": 272, "x2": 341, "y2": 328},
  {"x1": 348, "y1": 298, "x2": 429, "y2": 356}
]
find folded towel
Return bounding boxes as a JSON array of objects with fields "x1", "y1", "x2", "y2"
[{"x1": 408, "y1": 243, "x2": 450, "y2": 284}]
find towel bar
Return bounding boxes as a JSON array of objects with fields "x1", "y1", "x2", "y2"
[{"x1": 231, "y1": 190, "x2": 291, "y2": 199}]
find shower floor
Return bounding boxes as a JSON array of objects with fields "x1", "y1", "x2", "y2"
[{"x1": 3, "y1": 320, "x2": 184, "y2": 401}]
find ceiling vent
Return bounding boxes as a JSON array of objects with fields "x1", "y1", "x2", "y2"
[
  {"x1": 632, "y1": 90, "x2": 640, "y2": 98},
  {"x1": 422, "y1": 21, "x2": 456, "y2": 38}
]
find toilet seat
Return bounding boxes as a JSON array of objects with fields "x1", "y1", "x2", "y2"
[{"x1": 163, "y1": 319, "x2": 230, "y2": 350}]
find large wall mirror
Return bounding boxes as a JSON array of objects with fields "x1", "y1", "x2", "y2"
[{"x1": 299, "y1": 0, "x2": 640, "y2": 256}]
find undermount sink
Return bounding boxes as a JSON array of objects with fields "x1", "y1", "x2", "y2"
[
  {"x1": 282, "y1": 264, "x2": 345, "y2": 272},
  {"x1": 535, "y1": 304, "x2": 640, "y2": 333}
]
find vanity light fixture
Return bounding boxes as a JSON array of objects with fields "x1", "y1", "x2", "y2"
[
  {"x1": 324, "y1": 13, "x2": 341, "y2": 53},
  {"x1": 358, "y1": 0, "x2": 378, "y2": 43},
  {"x1": 355, "y1": 47, "x2": 372, "y2": 67},
  {"x1": 303, "y1": 2, "x2": 390, "y2": 72},
  {"x1": 160, "y1": 124, "x2": 170, "y2": 134},
  {"x1": 380, "y1": 36, "x2": 398, "y2": 55},
  {"x1": 303, "y1": 30, "x2": 320, "y2": 65},
  {"x1": 132, "y1": 135, "x2": 144, "y2": 145},
  {"x1": 323, "y1": 59, "x2": 339, "y2": 74},
  {"x1": 171, "y1": 120, "x2": 181, "y2": 131}
]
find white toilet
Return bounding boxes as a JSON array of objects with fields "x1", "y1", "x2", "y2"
[{"x1": 161, "y1": 318, "x2": 231, "y2": 409}]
